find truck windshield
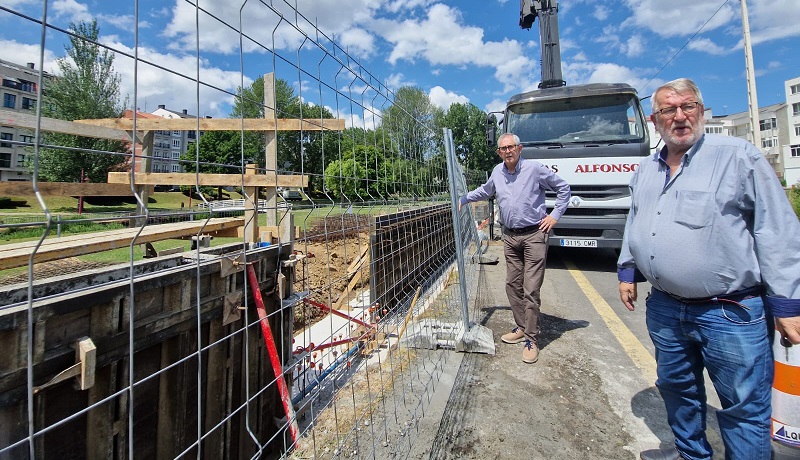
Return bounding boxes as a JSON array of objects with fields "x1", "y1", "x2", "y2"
[{"x1": 506, "y1": 94, "x2": 646, "y2": 145}]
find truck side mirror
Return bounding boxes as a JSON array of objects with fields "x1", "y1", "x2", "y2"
[{"x1": 486, "y1": 113, "x2": 497, "y2": 148}]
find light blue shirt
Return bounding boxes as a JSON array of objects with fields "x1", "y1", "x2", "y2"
[
  {"x1": 460, "y1": 158, "x2": 570, "y2": 229},
  {"x1": 617, "y1": 134, "x2": 800, "y2": 317}
]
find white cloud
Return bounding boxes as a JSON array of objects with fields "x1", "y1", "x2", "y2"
[
  {"x1": 384, "y1": 73, "x2": 414, "y2": 91},
  {"x1": 162, "y1": 0, "x2": 383, "y2": 55},
  {"x1": 592, "y1": 5, "x2": 610, "y2": 22},
  {"x1": 0, "y1": 40, "x2": 58, "y2": 73},
  {"x1": 621, "y1": 0, "x2": 737, "y2": 38},
  {"x1": 372, "y1": 3, "x2": 535, "y2": 93},
  {"x1": 428, "y1": 86, "x2": 468, "y2": 110},
  {"x1": 339, "y1": 28, "x2": 376, "y2": 59},
  {"x1": 687, "y1": 37, "x2": 730, "y2": 56},
  {"x1": 736, "y1": 0, "x2": 800, "y2": 46},
  {"x1": 103, "y1": 39, "x2": 248, "y2": 118},
  {"x1": 52, "y1": 0, "x2": 92, "y2": 22},
  {"x1": 485, "y1": 98, "x2": 507, "y2": 116},
  {"x1": 622, "y1": 34, "x2": 646, "y2": 58}
]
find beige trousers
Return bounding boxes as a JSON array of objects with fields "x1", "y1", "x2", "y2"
[{"x1": 503, "y1": 229, "x2": 549, "y2": 344}]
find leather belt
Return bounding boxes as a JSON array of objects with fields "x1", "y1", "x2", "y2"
[
  {"x1": 503, "y1": 225, "x2": 539, "y2": 235},
  {"x1": 660, "y1": 286, "x2": 764, "y2": 304}
]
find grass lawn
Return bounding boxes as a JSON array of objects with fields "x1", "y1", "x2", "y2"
[{"x1": 0, "y1": 191, "x2": 216, "y2": 214}]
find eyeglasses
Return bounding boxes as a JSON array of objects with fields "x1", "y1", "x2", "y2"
[
  {"x1": 496, "y1": 144, "x2": 517, "y2": 153},
  {"x1": 655, "y1": 102, "x2": 700, "y2": 117}
]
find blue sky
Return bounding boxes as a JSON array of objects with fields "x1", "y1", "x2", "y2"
[{"x1": 0, "y1": 0, "x2": 798, "y2": 127}]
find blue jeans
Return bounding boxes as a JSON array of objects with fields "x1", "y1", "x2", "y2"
[{"x1": 645, "y1": 289, "x2": 773, "y2": 460}]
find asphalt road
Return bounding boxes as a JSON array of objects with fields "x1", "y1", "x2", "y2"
[{"x1": 408, "y1": 241, "x2": 729, "y2": 460}]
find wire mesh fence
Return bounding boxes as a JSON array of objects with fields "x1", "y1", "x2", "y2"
[{"x1": 0, "y1": 1, "x2": 491, "y2": 459}]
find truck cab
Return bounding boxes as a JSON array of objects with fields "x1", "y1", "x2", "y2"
[{"x1": 496, "y1": 83, "x2": 650, "y2": 249}]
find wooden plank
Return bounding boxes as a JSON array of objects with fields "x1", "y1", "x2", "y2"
[
  {"x1": 0, "y1": 181, "x2": 138, "y2": 196},
  {"x1": 0, "y1": 109, "x2": 132, "y2": 141},
  {"x1": 75, "y1": 117, "x2": 345, "y2": 132},
  {"x1": 106, "y1": 172, "x2": 308, "y2": 188},
  {"x1": 0, "y1": 217, "x2": 245, "y2": 271}
]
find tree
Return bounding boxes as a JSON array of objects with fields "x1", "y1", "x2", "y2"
[
  {"x1": 382, "y1": 87, "x2": 439, "y2": 161},
  {"x1": 436, "y1": 102, "x2": 496, "y2": 173},
  {"x1": 37, "y1": 20, "x2": 129, "y2": 183},
  {"x1": 185, "y1": 76, "x2": 337, "y2": 195}
]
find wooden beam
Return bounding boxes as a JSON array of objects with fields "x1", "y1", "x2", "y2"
[
  {"x1": 75, "y1": 117, "x2": 345, "y2": 132},
  {"x1": 0, "y1": 109, "x2": 132, "y2": 142},
  {"x1": 107, "y1": 172, "x2": 308, "y2": 188},
  {"x1": 0, "y1": 181, "x2": 140, "y2": 196},
  {"x1": 0, "y1": 217, "x2": 245, "y2": 271}
]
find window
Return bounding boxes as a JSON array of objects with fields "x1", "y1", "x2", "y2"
[
  {"x1": 171, "y1": 164, "x2": 181, "y2": 172},
  {"x1": 705, "y1": 126, "x2": 723, "y2": 134},
  {"x1": 759, "y1": 118, "x2": 777, "y2": 131},
  {"x1": 187, "y1": 131, "x2": 196, "y2": 139},
  {"x1": 3, "y1": 93, "x2": 16, "y2": 109},
  {"x1": 20, "y1": 134, "x2": 34, "y2": 144},
  {"x1": 0, "y1": 152, "x2": 10, "y2": 168},
  {"x1": 16, "y1": 153, "x2": 26, "y2": 166},
  {"x1": 0, "y1": 132, "x2": 12, "y2": 148},
  {"x1": 794, "y1": 103, "x2": 800, "y2": 116},
  {"x1": 19, "y1": 80, "x2": 34, "y2": 92},
  {"x1": 172, "y1": 152, "x2": 180, "y2": 159},
  {"x1": 792, "y1": 145, "x2": 800, "y2": 158},
  {"x1": 796, "y1": 125, "x2": 800, "y2": 137},
  {"x1": 172, "y1": 139, "x2": 181, "y2": 148},
  {"x1": 21, "y1": 97, "x2": 35, "y2": 110},
  {"x1": 172, "y1": 130, "x2": 181, "y2": 136},
  {"x1": 762, "y1": 137, "x2": 777, "y2": 148},
  {"x1": 791, "y1": 84, "x2": 800, "y2": 95}
]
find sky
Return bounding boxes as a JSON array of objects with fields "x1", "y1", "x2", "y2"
[{"x1": 0, "y1": 0, "x2": 798, "y2": 127}]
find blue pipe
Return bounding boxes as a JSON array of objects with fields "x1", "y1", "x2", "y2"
[{"x1": 292, "y1": 343, "x2": 362, "y2": 406}]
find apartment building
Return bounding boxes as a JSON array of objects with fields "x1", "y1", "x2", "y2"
[
  {"x1": 785, "y1": 76, "x2": 800, "y2": 186},
  {"x1": 150, "y1": 105, "x2": 202, "y2": 173},
  {"x1": 0, "y1": 59, "x2": 47, "y2": 181}
]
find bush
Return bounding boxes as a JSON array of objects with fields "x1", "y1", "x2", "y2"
[{"x1": 790, "y1": 187, "x2": 800, "y2": 219}]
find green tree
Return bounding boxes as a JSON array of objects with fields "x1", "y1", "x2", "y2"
[
  {"x1": 382, "y1": 86, "x2": 439, "y2": 161},
  {"x1": 37, "y1": 20, "x2": 129, "y2": 183},
  {"x1": 436, "y1": 102, "x2": 496, "y2": 173},
  {"x1": 185, "y1": 76, "x2": 337, "y2": 195}
]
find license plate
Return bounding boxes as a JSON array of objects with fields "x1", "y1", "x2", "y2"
[{"x1": 560, "y1": 239, "x2": 598, "y2": 248}]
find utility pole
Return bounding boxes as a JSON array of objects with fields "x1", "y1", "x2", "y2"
[{"x1": 740, "y1": 0, "x2": 761, "y2": 150}]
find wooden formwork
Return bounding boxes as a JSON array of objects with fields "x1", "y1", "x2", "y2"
[
  {"x1": 369, "y1": 204, "x2": 455, "y2": 315},
  {"x1": 0, "y1": 243, "x2": 295, "y2": 460}
]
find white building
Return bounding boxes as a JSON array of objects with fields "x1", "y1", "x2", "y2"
[
  {"x1": 150, "y1": 105, "x2": 203, "y2": 173},
  {"x1": 784, "y1": 77, "x2": 800, "y2": 186},
  {"x1": 0, "y1": 59, "x2": 48, "y2": 181}
]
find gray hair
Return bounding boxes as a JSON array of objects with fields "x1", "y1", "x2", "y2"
[
  {"x1": 651, "y1": 78, "x2": 704, "y2": 113},
  {"x1": 499, "y1": 132, "x2": 521, "y2": 145}
]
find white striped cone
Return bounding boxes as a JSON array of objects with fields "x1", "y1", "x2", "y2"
[{"x1": 772, "y1": 331, "x2": 800, "y2": 449}]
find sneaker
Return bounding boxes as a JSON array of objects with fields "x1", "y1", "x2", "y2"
[
  {"x1": 522, "y1": 340, "x2": 539, "y2": 364},
  {"x1": 501, "y1": 327, "x2": 526, "y2": 344}
]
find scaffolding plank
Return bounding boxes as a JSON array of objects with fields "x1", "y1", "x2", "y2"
[
  {"x1": 0, "y1": 217, "x2": 245, "y2": 270},
  {"x1": 75, "y1": 117, "x2": 345, "y2": 132},
  {"x1": 106, "y1": 172, "x2": 308, "y2": 188}
]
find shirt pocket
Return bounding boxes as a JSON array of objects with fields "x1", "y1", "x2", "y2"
[{"x1": 673, "y1": 190, "x2": 714, "y2": 229}]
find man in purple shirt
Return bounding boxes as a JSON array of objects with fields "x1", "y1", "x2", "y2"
[{"x1": 460, "y1": 132, "x2": 570, "y2": 363}]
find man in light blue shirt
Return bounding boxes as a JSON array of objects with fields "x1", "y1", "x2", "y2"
[
  {"x1": 461, "y1": 132, "x2": 570, "y2": 364},
  {"x1": 617, "y1": 78, "x2": 800, "y2": 460}
]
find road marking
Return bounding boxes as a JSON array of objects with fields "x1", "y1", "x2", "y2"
[{"x1": 562, "y1": 258, "x2": 657, "y2": 384}]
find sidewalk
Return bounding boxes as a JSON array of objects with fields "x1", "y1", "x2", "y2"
[{"x1": 408, "y1": 241, "x2": 641, "y2": 460}]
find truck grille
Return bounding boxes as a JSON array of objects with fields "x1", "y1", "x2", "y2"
[{"x1": 546, "y1": 185, "x2": 629, "y2": 200}]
